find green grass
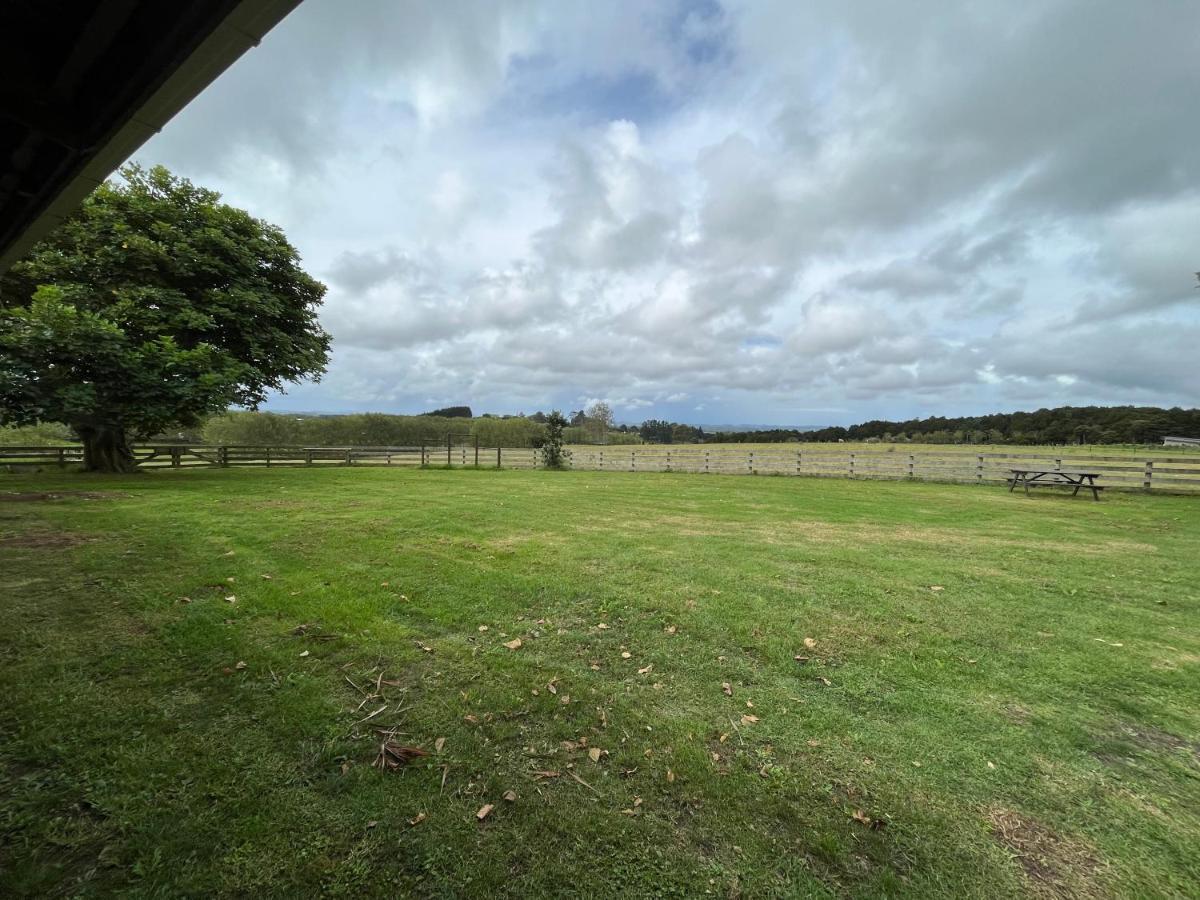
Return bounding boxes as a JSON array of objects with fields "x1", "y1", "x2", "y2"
[{"x1": 2, "y1": 468, "x2": 1198, "y2": 898}]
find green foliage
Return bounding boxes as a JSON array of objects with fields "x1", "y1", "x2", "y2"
[
  {"x1": 0, "y1": 422, "x2": 74, "y2": 446},
  {"x1": 540, "y1": 410, "x2": 570, "y2": 468},
  {"x1": 0, "y1": 164, "x2": 330, "y2": 468},
  {"x1": 706, "y1": 406, "x2": 1200, "y2": 445},
  {"x1": 200, "y1": 410, "x2": 547, "y2": 449},
  {"x1": 422, "y1": 406, "x2": 472, "y2": 418}
]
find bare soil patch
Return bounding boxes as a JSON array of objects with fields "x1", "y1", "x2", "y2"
[
  {"x1": 0, "y1": 531, "x2": 93, "y2": 549},
  {"x1": 0, "y1": 491, "x2": 126, "y2": 503},
  {"x1": 989, "y1": 807, "x2": 1105, "y2": 898}
]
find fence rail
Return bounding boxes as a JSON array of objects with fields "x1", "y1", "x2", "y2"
[{"x1": 3, "y1": 443, "x2": 1199, "y2": 492}]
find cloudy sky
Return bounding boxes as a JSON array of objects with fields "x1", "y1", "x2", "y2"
[{"x1": 138, "y1": 0, "x2": 1199, "y2": 426}]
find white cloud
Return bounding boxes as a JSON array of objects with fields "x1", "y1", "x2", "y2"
[{"x1": 136, "y1": 0, "x2": 1200, "y2": 424}]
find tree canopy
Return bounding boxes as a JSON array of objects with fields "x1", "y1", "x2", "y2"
[{"x1": 0, "y1": 165, "x2": 330, "y2": 471}]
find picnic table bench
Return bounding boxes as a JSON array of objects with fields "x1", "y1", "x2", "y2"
[{"x1": 1008, "y1": 469, "x2": 1103, "y2": 501}]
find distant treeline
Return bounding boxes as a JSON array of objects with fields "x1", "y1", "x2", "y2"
[
  {"x1": 3, "y1": 404, "x2": 1194, "y2": 449},
  {"x1": 706, "y1": 406, "x2": 1200, "y2": 446}
]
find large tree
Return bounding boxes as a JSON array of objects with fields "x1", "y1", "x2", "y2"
[{"x1": 0, "y1": 165, "x2": 330, "y2": 472}]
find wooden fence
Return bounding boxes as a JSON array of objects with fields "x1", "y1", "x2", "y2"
[{"x1": 3, "y1": 443, "x2": 1200, "y2": 492}]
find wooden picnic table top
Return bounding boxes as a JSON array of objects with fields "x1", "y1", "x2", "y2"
[{"x1": 1009, "y1": 468, "x2": 1100, "y2": 477}]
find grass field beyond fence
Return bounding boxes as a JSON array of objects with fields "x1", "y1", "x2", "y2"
[
  {"x1": 2, "y1": 467, "x2": 1199, "y2": 897},
  {"x1": 4, "y1": 441, "x2": 1200, "y2": 492}
]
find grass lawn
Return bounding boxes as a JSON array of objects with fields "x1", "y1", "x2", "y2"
[{"x1": 2, "y1": 468, "x2": 1198, "y2": 897}]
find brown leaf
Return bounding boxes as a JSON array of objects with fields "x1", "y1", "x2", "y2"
[
  {"x1": 504, "y1": 638, "x2": 523, "y2": 650},
  {"x1": 299, "y1": 650, "x2": 310, "y2": 658},
  {"x1": 502, "y1": 790, "x2": 517, "y2": 802},
  {"x1": 851, "y1": 809, "x2": 886, "y2": 830},
  {"x1": 464, "y1": 714, "x2": 479, "y2": 724},
  {"x1": 597, "y1": 623, "x2": 609, "y2": 630},
  {"x1": 435, "y1": 737, "x2": 446, "y2": 753},
  {"x1": 234, "y1": 661, "x2": 247, "y2": 670},
  {"x1": 793, "y1": 655, "x2": 809, "y2": 664},
  {"x1": 178, "y1": 596, "x2": 192, "y2": 604},
  {"x1": 409, "y1": 812, "x2": 427, "y2": 826},
  {"x1": 930, "y1": 585, "x2": 944, "y2": 592},
  {"x1": 478, "y1": 624, "x2": 489, "y2": 632},
  {"x1": 374, "y1": 742, "x2": 431, "y2": 771},
  {"x1": 340, "y1": 760, "x2": 352, "y2": 775},
  {"x1": 740, "y1": 714, "x2": 759, "y2": 725},
  {"x1": 818, "y1": 677, "x2": 832, "y2": 686},
  {"x1": 803, "y1": 637, "x2": 816, "y2": 649},
  {"x1": 666, "y1": 769, "x2": 675, "y2": 783},
  {"x1": 588, "y1": 747, "x2": 602, "y2": 763},
  {"x1": 664, "y1": 625, "x2": 677, "y2": 635},
  {"x1": 637, "y1": 664, "x2": 653, "y2": 675},
  {"x1": 621, "y1": 651, "x2": 632, "y2": 659},
  {"x1": 224, "y1": 595, "x2": 237, "y2": 603},
  {"x1": 476, "y1": 804, "x2": 494, "y2": 821},
  {"x1": 531, "y1": 770, "x2": 560, "y2": 780}
]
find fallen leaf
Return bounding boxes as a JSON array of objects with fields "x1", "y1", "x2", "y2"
[
  {"x1": 597, "y1": 623, "x2": 609, "y2": 630},
  {"x1": 818, "y1": 677, "x2": 832, "y2": 686},
  {"x1": 464, "y1": 714, "x2": 479, "y2": 724},
  {"x1": 502, "y1": 790, "x2": 517, "y2": 802},
  {"x1": 340, "y1": 760, "x2": 352, "y2": 775},
  {"x1": 435, "y1": 737, "x2": 446, "y2": 753},
  {"x1": 666, "y1": 769, "x2": 675, "y2": 783},
  {"x1": 745, "y1": 700, "x2": 754, "y2": 708},
  {"x1": 803, "y1": 637, "x2": 817, "y2": 650},
  {"x1": 234, "y1": 660, "x2": 247, "y2": 670},
  {"x1": 560, "y1": 694, "x2": 570, "y2": 704},
  {"x1": 221, "y1": 550, "x2": 235, "y2": 557},
  {"x1": 178, "y1": 596, "x2": 192, "y2": 604},
  {"x1": 987, "y1": 761, "x2": 996, "y2": 770},
  {"x1": 299, "y1": 650, "x2": 310, "y2": 658},
  {"x1": 852, "y1": 809, "x2": 872, "y2": 826},
  {"x1": 719, "y1": 733, "x2": 729, "y2": 743},
  {"x1": 722, "y1": 682, "x2": 733, "y2": 696},
  {"x1": 793, "y1": 655, "x2": 809, "y2": 664},
  {"x1": 260, "y1": 574, "x2": 272, "y2": 580},
  {"x1": 478, "y1": 625, "x2": 489, "y2": 632},
  {"x1": 621, "y1": 651, "x2": 632, "y2": 659},
  {"x1": 504, "y1": 638, "x2": 523, "y2": 650},
  {"x1": 547, "y1": 681, "x2": 558, "y2": 694},
  {"x1": 930, "y1": 585, "x2": 944, "y2": 592},
  {"x1": 374, "y1": 742, "x2": 430, "y2": 771},
  {"x1": 476, "y1": 804, "x2": 494, "y2": 821},
  {"x1": 409, "y1": 812, "x2": 427, "y2": 826},
  {"x1": 366, "y1": 821, "x2": 378, "y2": 829},
  {"x1": 588, "y1": 747, "x2": 602, "y2": 763},
  {"x1": 224, "y1": 595, "x2": 237, "y2": 603},
  {"x1": 740, "y1": 714, "x2": 759, "y2": 725},
  {"x1": 531, "y1": 770, "x2": 560, "y2": 780},
  {"x1": 664, "y1": 625, "x2": 677, "y2": 635},
  {"x1": 637, "y1": 664, "x2": 653, "y2": 675}
]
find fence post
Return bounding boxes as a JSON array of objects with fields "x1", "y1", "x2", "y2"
[
  {"x1": 631, "y1": 449, "x2": 636, "y2": 472},
  {"x1": 447, "y1": 434, "x2": 452, "y2": 466},
  {"x1": 705, "y1": 449, "x2": 710, "y2": 474},
  {"x1": 1054, "y1": 456, "x2": 1062, "y2": 471},
  {"x1": 532, "y1": 448, "x2": 538, "y2": 469},
  {"x1": 496, "y1": 447, "x2": 501, "y2": 469},
  {"x1": 796, "y1": 449, "x2": 801, "y2": 476},
  {"x1": 1143, "y1": 460, "x2": 1153, "y2": 491},
  {"x1": 908, "y1": 454, "x2": 915, "y2": 478},
  {"x1": 58, "y1": 447, "x2": 66, "y2": 468},
  {"x1": 306, "y1": 449, "x2": 313, "y2": 466},
  {"x1": 345, "y1": 447, "x2": 352, "y2": 466},
  {"x1": 266, "y1": 447, "x2": 272, "y2": 468},
  {"x1": 474, "y1": 435, "x2": 479, "y2": 467},
  {"x1": 976, "y1": 454, "x2": 984, "y2": 483},
  {"x1": 666, "y1": 449, "x2": 672, "y2": 472},
  {"x1": 599, "y1": 449, "x2": 604, "y2": 470},
  {"x1": 849, "y1": 453, "x2": 855, "y2": 478},
  {"x1": 219, "y1": 446, "x2": 229, "y2": 467},
  {"x1": 420, "y1": 443, "x2": 426, "y2": 467},
  {"x1": 748, "y1": 450, "x2": 754, "y2": 474}
]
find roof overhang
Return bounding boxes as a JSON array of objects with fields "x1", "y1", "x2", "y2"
[{"x1": 0, "y1": 0, "x2": 302, "y2": 273}]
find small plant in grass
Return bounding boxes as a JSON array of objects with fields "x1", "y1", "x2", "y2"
[{"x1": 541, "y1": 410, "x2": 571, "y2": 469}]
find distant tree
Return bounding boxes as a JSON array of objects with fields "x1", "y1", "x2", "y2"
[
  {"x1": 541, "y1": 410, "x2": 570, "y2": 469},
  {"x1": 584, "y1": 400, "x2": 614, "y2": 443},
  {"x1": 423, "y1": 406, "x2": 472, "y2": 418},
  {"x1": 0, "y1": 165, "x2": 330, "y2": 472},
  {"x1": 569, "y1": 409, "x2": 586, "y2": 427}
]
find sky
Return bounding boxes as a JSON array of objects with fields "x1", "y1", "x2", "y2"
[{"x1": 137, "y1": 0, "x2": 1200, "y2": 427}]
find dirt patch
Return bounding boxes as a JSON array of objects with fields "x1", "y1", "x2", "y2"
[
  {"x1": 989, "y1": 807, "x2": 1105, "y2": 898},
  {"x1": 0, "y1": 531, "x2": 92, "y2": 549},
  {"x1": 1105, "y1": 723, "x2": 1200, "y2": 763},
  {"x1": 0, "y1": 491, "x2": 126, "y2": 502}
]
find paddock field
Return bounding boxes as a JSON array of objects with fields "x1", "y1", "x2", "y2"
[{"x1": 1, "y1": 467, "x2": 1198, "y2": 897}]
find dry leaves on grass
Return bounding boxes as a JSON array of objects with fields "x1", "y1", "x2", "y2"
[
  {"x1": 722, "y1": 682, "x2": 733, "y2": 696},
  {"x1": 741, "y1": 714, "x2": 759, "y2": 725},
  {"x1": 852, "y1": 809, "x2": 886, "y2": 830},
  {"x1": 588, "y1": 747, "x2": 603, "y2": 763},
  {"x1": 503, "y1": 790, "x2": 517, "y2": 802},
  {"x1": 409, "y1": 812, "x2": 427, "y2": 826},
  {"x1": 504, "y1": 638, "x2": 523, "y2": 650},
  {"x1": 374, "y1": 742, "x2": 430, "y2": 771},
  {"x1": 803, "y1": 637, "x2": 817, "y2": 649},
  {"x1": 476, "y1": 804, "x2": 494, "y2": 821}
]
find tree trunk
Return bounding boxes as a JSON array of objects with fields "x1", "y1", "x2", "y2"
[{"x1": 78, "y1": 424, "x2": 139, "y2": 474}]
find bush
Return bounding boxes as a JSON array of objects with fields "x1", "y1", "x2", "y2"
[{"x1": 541, "y1": 411, "x2": 571, "y2": 469}]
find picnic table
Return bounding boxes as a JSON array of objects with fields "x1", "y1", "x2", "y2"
[{"x1": 1009, "y1": 469, "x2": 1103, "y2": 501}]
